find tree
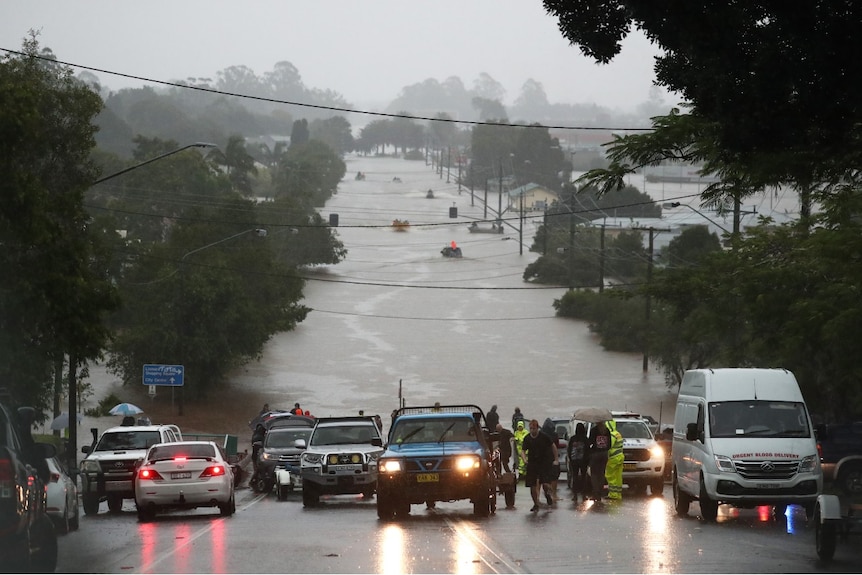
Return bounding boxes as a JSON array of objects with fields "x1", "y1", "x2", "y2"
[
  {"x1": 290, "y1": 119, "x2": 310, "y2": 148},
  {"x1": 207, "y1": 135, "x2": 258, "y2": 195},
  {"x1": 309, "y1": 116, "x2": 354, "y2": 156},
  {"x1": 0, "y1": 35, "x2": 118, "y2": 411},
  {"x1": 544, "y1": 1, "x2": 862, "y2": 206}
]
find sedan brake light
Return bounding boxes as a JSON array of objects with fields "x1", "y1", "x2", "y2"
[
  {"x1": 199, "y1": 465, "x2": 225, "y2": 478},
  {"x1": 138, "y1": 468, "x2": 164, "y2": 480}
]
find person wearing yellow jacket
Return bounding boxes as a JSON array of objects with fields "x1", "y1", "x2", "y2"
[
  {"x1": 513, "y1": 420, "x2": 529, "y2": 477},
  {"x1": 605, "y1": 419, "x2": 624, "y2": 500}
]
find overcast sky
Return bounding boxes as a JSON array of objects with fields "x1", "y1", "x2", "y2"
[{"x1": 2, "y1": 0, "x2": 674, "y2": 112}]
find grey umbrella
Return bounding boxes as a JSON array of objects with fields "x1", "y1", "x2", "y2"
[
  {"x1": 573, "y1": 407, "x2": 614, "y2": 424},
  {"x1": 50, "y1": 412, "x2": 82, "y2": 431}
]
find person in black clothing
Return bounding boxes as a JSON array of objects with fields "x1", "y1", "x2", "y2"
[
  {"x1": 568, "y1": 422, "x2": 591, "y2": 501},
  {"x1": 588, "y1": 421, "x2": 611, "y2": 500},
  {"x1": 511, "y1": 407, "x2": 525, "y2": 429},
  {"x1": 522, "y1": 419, "x2": 557, "y2": 512},
  {"x1": 495, "y1": 423, "x2": 514, "y2": 473},
  {"x1": 251, "y1": 423, "x2": 266, "y2": 470},
  {"x1": 485, "y1": 405, "x2": 500, "y2": 430}
]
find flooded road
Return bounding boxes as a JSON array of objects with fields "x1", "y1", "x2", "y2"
[{"x1": 230, "y1": 154, "x2": 677, "y2": 426}]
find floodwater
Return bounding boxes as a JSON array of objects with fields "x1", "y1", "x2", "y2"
[{"x1": 229, "y1": 155, "x2": 680, "y2": 427}]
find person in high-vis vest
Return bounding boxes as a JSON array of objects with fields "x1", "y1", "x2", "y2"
[
  {"x1": 513, "y1": 420, "x2": 529, "y2": 477},
  {"x1": 605, "y1": 419, "x2": 624, "y2": 500}
]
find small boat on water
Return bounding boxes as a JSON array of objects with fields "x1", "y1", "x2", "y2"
[
  {"x1": 392, "y1": 219, "x2": 410, "y2": 231},
  {"x1": 426, "y1": 189, "x2": 434, "y2": 199},
  {"x1": 441, "y1": 242, "x2": 462, "y2": 258}
]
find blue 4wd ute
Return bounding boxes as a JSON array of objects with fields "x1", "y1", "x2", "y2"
[{"x1": 377, "y1": 404, "x2": 498, "y2": 519}]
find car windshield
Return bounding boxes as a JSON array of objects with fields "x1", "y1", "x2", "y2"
[
  {"x1": 266, "y1": 429, "x2": 311, "y2": 447},
  {"x1": 147, "y1": 443, "x2": 216, "y2": 461},
  {"x1": 615, "y1": 420, "x2": 653, "y2": 439},
  {"x1": 311, "y1": 424, "x2": 377, "y2": 446},
  {"x1": 391, "y1": 418, "x2": 478, "y2": 444},
  {"x1": 95, "y1": 430, "x2": 161, "y2": 451},
  {"x1": 709, "y1": 400, "x2": 811, "y2": 438}
]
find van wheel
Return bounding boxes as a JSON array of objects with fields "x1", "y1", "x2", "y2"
[
  {"x1": 673, "y1": 471, "x2": 690, "y2": 516},
  {"x1": 699, "y1": 476, "x2": 718, "y2": 522}
]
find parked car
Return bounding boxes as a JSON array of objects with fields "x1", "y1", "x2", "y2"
[
  {"x1": 255, "y1": 424, "x2": 313, "y2": 496},
  {"x1": 569, "y1": 410, "x2": 665, "y2": 495},
  {"x1": 816, "y1": 421, "x2": 862, "y2": 495},
  {"x1": 45, "y1": 456, "x2": 79, "y2": 533},
  {"x1": 80, "y1": 423, "x2": 182, "y2": 515},
  {"x1": 134, "y1": 441, "x2": 236, "y2": 522},
  {"x1": 300, "y1": 416, "x2": 384, "y2": 506},
  {"x1": 0, "y1": 395, "x2": 58, "y2": 572},
  {"x1": 550, "y1": 417, "x2": 570, "y2": 469}
]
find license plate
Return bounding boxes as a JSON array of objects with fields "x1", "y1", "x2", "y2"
[
  {"x1": 171, "y1": 472, "x2": 191, "y2": 480},
  {"x1": 756, "y1": 483, "x2": 779, "y2": 489},
  {"x1": 417, "y1": 473, "x2": 439, "y2": 483},
  {"x1": 623, "y1": 464, "x2": 637, "y2": 471}
]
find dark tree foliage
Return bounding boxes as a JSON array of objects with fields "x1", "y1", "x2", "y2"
[
  {"x1": 544, "y1": 0, "x2": 862, "y2": 191},
  {"x1": 0, "y1": 37, "x2": 118, "y2": 408}
]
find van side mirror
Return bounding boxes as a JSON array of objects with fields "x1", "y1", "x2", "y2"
[{"x1": 685, "y1": 422, "x2": 699, "y2": 442}]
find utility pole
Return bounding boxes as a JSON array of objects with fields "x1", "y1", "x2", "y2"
[
  {"x1": 446, "y1": 147, "x2": 451, "y2": 183},
  {"x1": 632, "y1": 225, "x2": 671, "y2": 372},
  {"x1": 599, "y1": 222, "x2": 606, "y2": 293},
  {"x1": 498, "y1": 161, "x2": 503, "y2": 224}
]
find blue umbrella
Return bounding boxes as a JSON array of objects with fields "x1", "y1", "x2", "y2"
[{"x1": 109, "y1": 403, "x2": 144, "y2": 416}]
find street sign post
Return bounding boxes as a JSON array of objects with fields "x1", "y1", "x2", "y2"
[{"x1": 143, "y1": 364, "x2": 184, "y2": 386}]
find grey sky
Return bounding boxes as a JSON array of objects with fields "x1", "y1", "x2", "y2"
[{"x1": 2, "y1": 0, "x2": 674, "y2": 112}]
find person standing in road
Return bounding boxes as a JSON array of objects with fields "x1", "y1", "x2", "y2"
[
  {"x1": 568, "y1": 422, "x2": 591, "y2": 501},
  {"x1": 588, "y1": 421, "x2": 611, "y2": 500},
  {"x1": 522, "y1": 419, "x2": 557, "y2": 512},
  {"x1": 292, "y1": 402, "x2": 302, "y2": 415},
  {"x1": 541, "y1": 418, "x2": 562, "y2": 502},
  {"x1": 605, "y1": 420, "x2": 624, "y2": 501},
  {"x1": 511, "y1": 407, "x2": 525, "y2": 429},
  {"x1": 513, "y1": 420, "x2": 529, "y2": 477},
  {"x1": 486, "y1": 405, "x2": 500, "y2": 430},
  {"x1": 495, "y1": 423, "x2": 514, "y2": 473}
]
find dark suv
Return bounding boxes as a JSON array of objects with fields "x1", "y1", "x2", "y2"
[
  {"x1": 377, "y1": 404, "x2": 497, "y2": 519},
  {"x1": 816, "y1": 422, "x2": 862, "y2": 495},
  {"x1": 0, "y1": 395, "x2": 58, "y2": 572}
]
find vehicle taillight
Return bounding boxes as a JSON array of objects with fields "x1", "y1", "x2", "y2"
[
  {"x1": 199, "y1": 465, "x2": 225, "y2": 478},
  {"x1": 138, "y1": 468, "x2": 164, "y2": 480}
]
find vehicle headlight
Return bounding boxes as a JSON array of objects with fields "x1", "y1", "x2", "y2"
[
  {"x1": 380, "y1": 459, "x2": 402, "y2": 473},
  {"x1": 714, "y1": 455, "x2": 736, "y2": 473},
  {"x1": 650, "y1": 445, "x2": 664, "y2": 458},
  {"x1": 261, "y1": 452, "x2": 275, "y2": 461},
  {"x1": 302, "y1": 452, "x2": 323, "y2": 464},
  {"x1": 798, "y1": 455, "x2": 818, "y2": 473},
  {"x1": 81, "y1": 460, "x2": 100, "y2": 473},
  {"x1": 455, "y1": 455, "x2": 480, "y2": 471}
]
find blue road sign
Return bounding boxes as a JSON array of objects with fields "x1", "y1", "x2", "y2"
[{"x1": 143, "y1": 364, "x2": 184, "y2": 386}]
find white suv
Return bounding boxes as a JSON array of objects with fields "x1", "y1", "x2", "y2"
[
  {"x1": 80, "y1": 424, "x2": 182, "y2": 514},
  {"x1": 569, "y1": 412, "x2": 665, "y2": 495},
  {"x1": 300, "y1": 416, "x2": 384, "y2": 506}
]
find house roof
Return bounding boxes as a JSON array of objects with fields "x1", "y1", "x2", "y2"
[{"x1": 507, "y1": 183, "x2": 558, "y2": 199}]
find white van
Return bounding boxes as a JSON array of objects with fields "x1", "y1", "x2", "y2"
[{"x1": 672, "y1": 368, "x2": 821, "y2": 521}]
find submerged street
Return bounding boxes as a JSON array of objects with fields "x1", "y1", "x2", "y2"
[{"x1": 53, "y1": 155, "x2": 859, "y2": 573}]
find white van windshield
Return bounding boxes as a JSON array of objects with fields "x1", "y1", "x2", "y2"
[{"x1": 708, "y1": 401, "x2": 811, "y2": 438}]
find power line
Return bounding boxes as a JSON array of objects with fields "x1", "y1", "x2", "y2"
[{"x1": 0, "y1": 48, "x2": 651, "y2": 132}]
